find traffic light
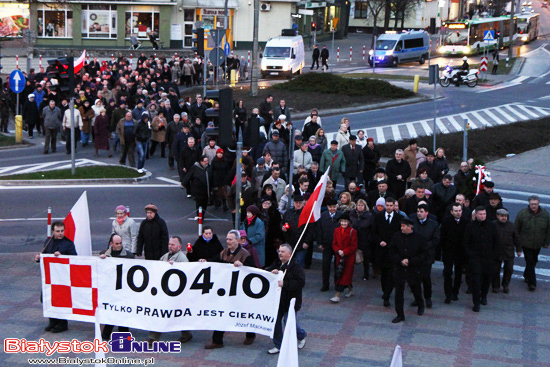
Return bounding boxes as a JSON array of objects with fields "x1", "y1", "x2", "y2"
[
  {"x1": 46, "y1": 57, "x2": 74, "y2": 98},
  {"x1": 205, "y1": 88, "x2": 233, "y2": 147},
  {"x1": 311, "y1": 22, "x2": 316, "y2": 32},
  {"x1": 192, "y1": 28, "x2": 205, "y2": 57}
]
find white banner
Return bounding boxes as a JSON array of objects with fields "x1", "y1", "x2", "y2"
[{"x1": 41, "y1": 255, "x2": 281, "y2": 337}]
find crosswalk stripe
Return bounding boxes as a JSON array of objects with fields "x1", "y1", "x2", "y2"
[
  {"x1": 419, "y1": 120, "x2": 432, "y2": 135},
  {"x1": 14, "y1": 161, "x2": 61, "y2": 174},
  {"x1": 492, "y1": 106, "x2": 516, "y2": 123},
  {"x1": 528, "y1": 106, "x2": 550, "y2": 116},
  {"x1": 502, "y1": 104, "x2": 528, "y2": 120},
  {"x1": 461, "y1": 114, "x2": 479, "y2": 129},
  {"x1": 391, "y1": 125, "x2": 402, "y2": 142},
  {"x1": 375, "y1": 127, "x2": 385, "y2": 143},
  {"x1": 469, "y1": 111, "x2": 492, "y2": 127},
  {"x1": 435, "y1": 118, "x2": 449, "y2": 134},
  {"x1": 483, "y1": 108, "x2": 506, "y2": 125},
  {"x1": 405, "y1": 123, "x2": 417, "y2": 138},
  {"x1": 447, "y1": 115, "x2": 463, "y2": 131},
  {"x1": 516, "y1": 104, "x2": 543, "y2": 119}
]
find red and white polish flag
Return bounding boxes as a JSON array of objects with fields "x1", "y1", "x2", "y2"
[
  {"x1": 298, "y1": 167, "x2": 330, "y2": 228},
  {"x1": 64, "y1": 191, "x2": 92, "y2": 256},
  {"x1": 74, "y1": 50, "x2": 86, "y2": 74}
]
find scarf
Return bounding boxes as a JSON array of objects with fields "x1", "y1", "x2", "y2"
[
  {"x1": 202, "y1": 235, "x2": 212, "y2": 242},
  {"x1": 247, "y1": 215, "x2": 256, "y2": 226},
  {"x1": 308, "y1": 142, "x2": 319, "y2": 149},
  {"x1": 116, "y1": 215, "x2": 126, "y2": 225}
]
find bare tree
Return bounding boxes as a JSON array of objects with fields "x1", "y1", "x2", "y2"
[{"x1": 366, "y1": 0, "x2": 388, "y2": 45}]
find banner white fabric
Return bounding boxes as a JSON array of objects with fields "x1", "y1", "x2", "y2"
[{"x1": 41, "y1": 255, "x2": 281, "y2": 337}]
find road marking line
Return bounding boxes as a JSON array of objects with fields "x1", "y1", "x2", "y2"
[
  {"x1": 502, "y1": 104, "x2": 528, "y2": 120},
  {"x1": 14, "y1": 161, "x2": 66, "y2": 174},
  {"x1": 419, "y1": 120, "x2": 432, "y2": 135},
  {"x1": 459, "y1": 114, "x2": 478, "y2": 129},
  {"x1": 483, "y1": 108, "x2": 506, "y2": 125},
  {"x1": 528, "y1": 106, "x2": 550, "y2": 116},
  {"x1": 470, "y1": 111, "x2": 492, "y2": 127},
  {"x1": 497, "y1": 189, "x2": 550, "y2": 200},
  {"x1": 405, "y1": 122, "x2": 417, "y2": 138},
  {"x1": 375, "y1": 127, "x2": 385, "y2": 143},
  {"x1": 391, "y1": 125, "x2": 401, "y2": 141},
  {"x1": 494, "y1": 106, "x2": 516, "y2": 123},
  {"x1": 447, "y1": 116, "x2": 463, "y2": 132},
  {"x1": 515, "y1": 104, "x2": 543, "y2": 119},
  {"x1": 501, "y1": 197, "x2": 550, "y2": 207},
  {"x1": 157, "y1": 176, "x2": 182, "y2": 185},
  {"x1": 435, "y1": 118, "x2": 449, "y2": 134},
  {"x1": 0, "y1": 184, "x2": 179, "y2": 190}
]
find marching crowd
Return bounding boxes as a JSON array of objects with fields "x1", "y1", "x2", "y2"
[{"x1": 26, "y1": 52, "x2": 550, "y2": 348}]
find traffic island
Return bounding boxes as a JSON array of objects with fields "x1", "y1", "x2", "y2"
[{"x1": 0, "y1": 165, "x2": 149, "y2": 185}]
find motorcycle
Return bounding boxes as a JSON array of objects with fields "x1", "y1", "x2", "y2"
[{"x1": 439, "y1": 64, "x2": 479, "y2": 88}]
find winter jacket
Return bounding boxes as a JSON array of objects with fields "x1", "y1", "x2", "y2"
[
  {"x1": 319, "y1": 148, "x2": 346, "y2": 182},
  {"x1": 42, "y1": 106, "x2": 62, "y2": 130},
  {"x1": 514, "y1": 206, "x2": 550, "y2": 250},
  {"x1": 389, "y1": 231, "x2": 428, "y2": 285},
  {"x1": 495, "y1": 220, "x2": 522, "y2": 260},
  {"x1": 293, "y1": 149, "x2": 313, "y2": 172},
  {"x1": 182, "y1": 162, "x2": 212, "y2": 199},
  {"x1": 151, "y1": 116, "x2": 167, "y2": 143},
  {"x1": 263, "y1": 139, "x2": 288, "y2": 166},
  {"x1": 136, "y1": 214, "x2": 169, "y2": 260},
  {"x1": 342, "y1": 144, "x2": 364, "y2": 180},
  {"x1": 265, "y1": 259, "x2": 305, "y2": 312},
  {"x1": 241, "y1": 216, "x2": 266, "y2": 266},
  {"x1": 187, "y1": 234, "x2": 224, "y2": 262},
  {"x1": 112, "y1": 216, "x2": 138, "y2": 254}
]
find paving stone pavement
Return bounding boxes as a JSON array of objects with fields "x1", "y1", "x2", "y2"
[{"x1": 2, "y1": 250, "x2": 550, "y2": 367}]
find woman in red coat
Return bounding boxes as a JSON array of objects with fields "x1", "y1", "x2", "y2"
[{"x1": 330, "y1": 213, "x2": 358, "y2": 303}]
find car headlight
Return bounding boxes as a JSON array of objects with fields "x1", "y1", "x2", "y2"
[
  {"x1": 438, "y1": 47, "x2": 444, "y2": 53},
  {"x1": 522, "y1": 35, "x2": 528, "y2": 41},
  {"x1": 261, "y1": 65, "x2": 266, "y2": 71},
  {"x1": 281, "y1": 65, "x2": 288, "y2": 71},
  {"x1": 386, "y1": 50, "x2": 393, "y2": 56},
  {"x1": 464, "y1": 46, "x2": 471, "y2": 54}
]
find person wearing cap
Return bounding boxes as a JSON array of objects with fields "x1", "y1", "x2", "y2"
[
  {"x1": 492, "y1": 208, "x2": 522, "y2": 294},
  {"x1": 387, "y1": 216, "x2": 428, "y2": 323},
  {"x1": 463, "y1": 206, "x2": 499, "y2": 312},
  {"x1": 418, "y1": 150, "x2": 442, "y2": 184},
  {"x1": 316, "y1": 198, "x2": 343, "y2": 289},
  {"x1": 202, "y1": 137, "x2": 220, "y2": 162},
  {"x1": 372, "y1": 197, "x2": 402, "y2": 307},
  {"x1": 200, "y1": 121, "x2": 216, "y2": 150},
  {"x1": 282, "y1": 194, "x2": 314, "y2": 268},
  {"x1": 259, "y1": 195, "x2": 283, "y2": 266},
  {"x1": 514, "y1": 195, "x2": 550, "y2": 292},
  {"x1": 342, "y1": 135, "x2": 364, "y2": 188},
  {"x1": 330, "y1": 212, "x2": 358, "y2": 303},
  {"x1": 263, "y1": 130, "x2": 288, "y2": 170},
  {"x1": 320, "y1": 140, "x2": 346, "y2": 183},
  {"x1": 252, "y1": 157, "x2": 268, "y2": 190},
  {"x1": 237, "y1": 229, "x2": 262, "y2": 268},
  {"x1": 136, "y1": 204, "x2": 169, "y2": 260},
  {"x1": 22, "y1": 93, "x2": 40, "y2": 138},
  {"x1": 484, "y1": 192, "x2": 503, "y2": 222},
  {"x1": 385, "y1": 149, "x2": 411, "y2": 200},
  {"x1": 374, "y1": 197, "x2": 386, "y2": 215},
  {"x1": 471, "y1": 180, "x2": 496, "y2": 210},
  {"x1": 131, "y1": 99, "x2": 146, "y2": 122},
  {"x1": 367, "y1": 167, "x2": 387, "y2": 192}
]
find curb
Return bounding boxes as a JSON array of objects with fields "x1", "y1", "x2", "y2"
[
  {"x1": 0, "y1": 168, "x2": 152, "y2": 186},
  {"x1": 292, "y1": 95, "x2": 429, "y2": 119}
]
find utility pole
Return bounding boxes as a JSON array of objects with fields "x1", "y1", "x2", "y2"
[
  {"x1": 508, "y1": 0, "x2": 516, "y2": 63},
  {"x1": 26, "y1": 0, "x2": 34, "y2": 73},
  {"x1": 251, "y1": 0, "x2": 260, "y2": 96}
]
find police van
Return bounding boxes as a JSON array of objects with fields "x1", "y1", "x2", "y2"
[
  {"x1": 368, "y1": 30, "x2": 430, "y2": 67},
  {"x1": 260, "y1": 31, "x2": 305, "y2": 79}
]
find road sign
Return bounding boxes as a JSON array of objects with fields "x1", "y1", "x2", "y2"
[
  {"x1": 483, "y1": 30, "x2": 495, "y2": 41},
  {"x1": 209, "y1": 48, "x2": 226, "y2": 66},
  {"x1": 9, "y1": 70, "x2": 25, "y2": 94},
  {"x1": 480, "y1": 57, "x2": 488, "y2": 71},
  {"x1": 224, "y1": 42, "x2": 230, "y2": 57}
]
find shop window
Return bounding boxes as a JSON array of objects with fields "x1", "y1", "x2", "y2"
[
  {"x1": 82, "y1": 5, "x2": 117, "y2": 39},
  {"x1": 354, "y1": 1, "x2": 369, "y2": 19},
  {"x1": 37, "y1": 5, "x2": 73, "y2": 38},
  {"x1": 0, "y1": 3, "x2": 29, "y2": 37},
  {"x1": 125, "y1": 6, "x2": 159, "y2": 39}
]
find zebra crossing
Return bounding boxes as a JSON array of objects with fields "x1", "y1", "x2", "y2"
[
  {"x1": 0, "y1": 159, "x2": 108, "y2": 176},
  {"x1": 328, "y1": 103, "x2": 550, "y2": 144}
]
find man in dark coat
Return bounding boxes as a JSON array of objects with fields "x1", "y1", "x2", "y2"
[
  {"x1": 371, "y1": 197, "x2": 402, "y2": 307},
  {"x1": 385, "y1": 149, "x2": 411, "y2": 200},
  {"x1": 35, "y1": 221, "x2": 77, "y2": 333},
  {"x1": 182, "y1": 155, "x2": 213, "y2": 211},
  {"x1": 136, "y1": 204, "x2": 169, "y2": 260},
  {"x1": 172, "y1": 124, "x2": 193, "y2": 181},
  {"x1": 367, "y1": 180, "x2": 395, "y2": 212},
  {"x1": 493, "y1": 209, "x2": 522, "y2": 293},
  {"x1": 311, "y1": 45, "x2": 320, "y2": 70},
  {"x1": 463, "y1": 207, "x2": 499, "y2": 312},
  {"x1": 431, "y1": 174, "x2": 457, "y2": 221},
  {"x1": 187, "y1": 226, "x2": 224, "y2": 262},
  {"x1": 453, "y1": 162, "x2": 470, "y2": 192},
  {"x1": 282, "y1": 194, "x2": 314, "y2": 268},
  {"x1": 418, "y1": 150, "x2": 442, "y2": 184},
  {"x1": 388, "y1": 217, "x2": 428, "y2": 323},
  {"x1": 22, "y1": 94, "x2": 40, "y2": 138},
  {"x1": 440, "y1": 203, "x2": 469, "y2": 303},
  {"x1": 266, "y1": 243, "x2": 307, "y2": 354},
  {"x1": 315, "y1": 199, "x2": 343, "y2": 291},
  {"x1": 404, "y1": 187, "x2": 433, "y2": 216},
  {"x1": 362, "y1": 138, "x2": 380, "y2": 186},
  {"x1": 179, "y1": 136, "x2": 201, "y2": 193},
  {"x1": 189, "y1": 95, "x2": 207, "y2": 123},
  {"x1": 411, "y1": 204, "x2": 440, "y2": 309},
  {"x1": 342, "y1": 135, "x2": 364, "y2": 187},
  {"x1": 166, "y1": 113, "x2": 184, "y2": 170},
  {"x1": 471, "y1": 181, "x2": 495, "y2": 210},
  {"x1": 320, "y1": 45, "x2": 329, "y2": 71},
  {"x1": 259, "y1": 95, "x2": 273, "y2": 129}
]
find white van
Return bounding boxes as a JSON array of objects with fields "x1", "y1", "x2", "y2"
[
  {"x1": 260, "y1": 34, "x2": 305, "y2": 78},
  {"x1": 368, "y1": 31, "x2": 430, "y2": 67}
]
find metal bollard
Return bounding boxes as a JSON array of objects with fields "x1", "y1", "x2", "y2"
[
  {"x1": 47, "y1": 207, "x2": 52, "y2": 238},
  {"x1": 15, "y1": 115, "x2": 22, "y2": 143},
  {"x1": 198, "y1": 207, "x2": 203, "y2": 236},
  {"x1": 413, "y1": 75, "x2": 420, "y2": 93}
]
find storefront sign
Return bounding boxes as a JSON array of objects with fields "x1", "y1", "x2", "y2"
[
  {"x1": 41, "y1": 256, "x2": 281, "y2": 337},
  {"x1": 202, "y1": 9, "x2": 226, "y2": 16}
]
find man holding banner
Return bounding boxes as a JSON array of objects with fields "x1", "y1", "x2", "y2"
[
  {"x1": 266, "y1": 243, "x2": 307, "y2": 354},
  {"x1": 35, "y1": 221, "x2": 77, "y2": 333}
]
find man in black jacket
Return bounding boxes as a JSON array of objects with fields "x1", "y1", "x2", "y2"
[
  {"x1": 362, "y1": 138, "x2": 380, "y2": 186},
  {"x1": 266, "y1": 243, "x2": 307, "y2": 354},
  {"x1": 492, "y1": 209, "x2": 522, "y2": 294},
  {"x1": 136, "y1": 204, "x2": 169, "y2": 260},
  {"x1": 388, "y1": 217, "x2": 428, "y2": 323},
  {"x1": 440, "y1": 203, "x2": 469, "y2": 303},
  {"x1": 463, "y1": 207, "x2": 499, "y2": 312},
  {"x1": 187, "y1": 226, "x2": 224, "y2": 262},
  {"x1": 182, "y1": 155, "x2": 212, "y2": 211},
  {"x1": 179, "y1": 136, "x2": 201, "y2": 194},
  {"x1": 411, "y1": 204, "x2": 440, "y2": 309},
  {"x1": 371, "y1": 197, "x2": 402, "y2": 307},
  {"x1": 367, "y1": 180, "x2": 395, "y2": 213},
  {"x1": 342, "y1": 135, "x2": 364, "y2": 187},
  {"x1": 385, "y1": 149, "x2": 411, "y2": 200},
  {"x1": 311, "y1": 45, "x2": 320, "y2": 70},
  {"x1": 315, "y1": 199, "x2": 343, "y2": 291},
  {"x1": 282, "y1": 194, "x2": 314, "y2": 268}
]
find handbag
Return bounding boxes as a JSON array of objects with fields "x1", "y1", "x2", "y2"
[{"x1": 355, "y1": 249, "x2": 364, "y2": 264}]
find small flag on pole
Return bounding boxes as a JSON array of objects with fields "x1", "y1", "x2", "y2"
[
  {"x1": 390, "y1": 345, "x2": 403, "y2": 367},
  {"x1": 64, "y1": 191, "x2": 92, "y2": 256},
  {"x1": 298, "y1": 167, "x2": 330, "y2": 228},
  {"x1": 277, "y1": 298, "x2": 299, "y2": 367}
]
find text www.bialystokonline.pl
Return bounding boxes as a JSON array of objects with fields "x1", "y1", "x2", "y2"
[{"x1": 28, "y1": 356, "x2": 155, "y2": 365}]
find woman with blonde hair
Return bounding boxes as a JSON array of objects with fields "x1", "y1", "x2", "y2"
[
  {"x1": 336, "y1": 122, "x2": 350, "y2": 149},
  {"x1": 338, "y1": 191, "x2": 356, "y2": 213},
  {"x1": 315, "y1": 128, "x2": 327, "y2": 150}
]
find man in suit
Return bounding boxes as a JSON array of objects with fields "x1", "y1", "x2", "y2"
[
  {"x1": 342, "y1": 135, "x2": 364, "y2": 187},
  {"x1": 367, "y1": 180, "x2": 395, "y2": 212},
  {"x1": 371, "y1": 197, "x2": 402, "y2": 307},
  {"x1": 315, "y1": 199, "x2": 343, "y2": 291}
]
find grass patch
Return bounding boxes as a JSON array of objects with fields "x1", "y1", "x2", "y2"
[
  {"x1": 0, "y1": 134, "x2": 15, "y2": 147},
  {"x1": 376, "y1": 117, "x2": 550, "y2": 163},
  {"x1": 0, "y1": 165, "x2": 144, "y2": 180},
  {"x1": 342, "y1": 73, "x2": 430, "y2": 82},
  {"x1": 271, "y1": 72, "x2": 414, "y2": 98}
]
